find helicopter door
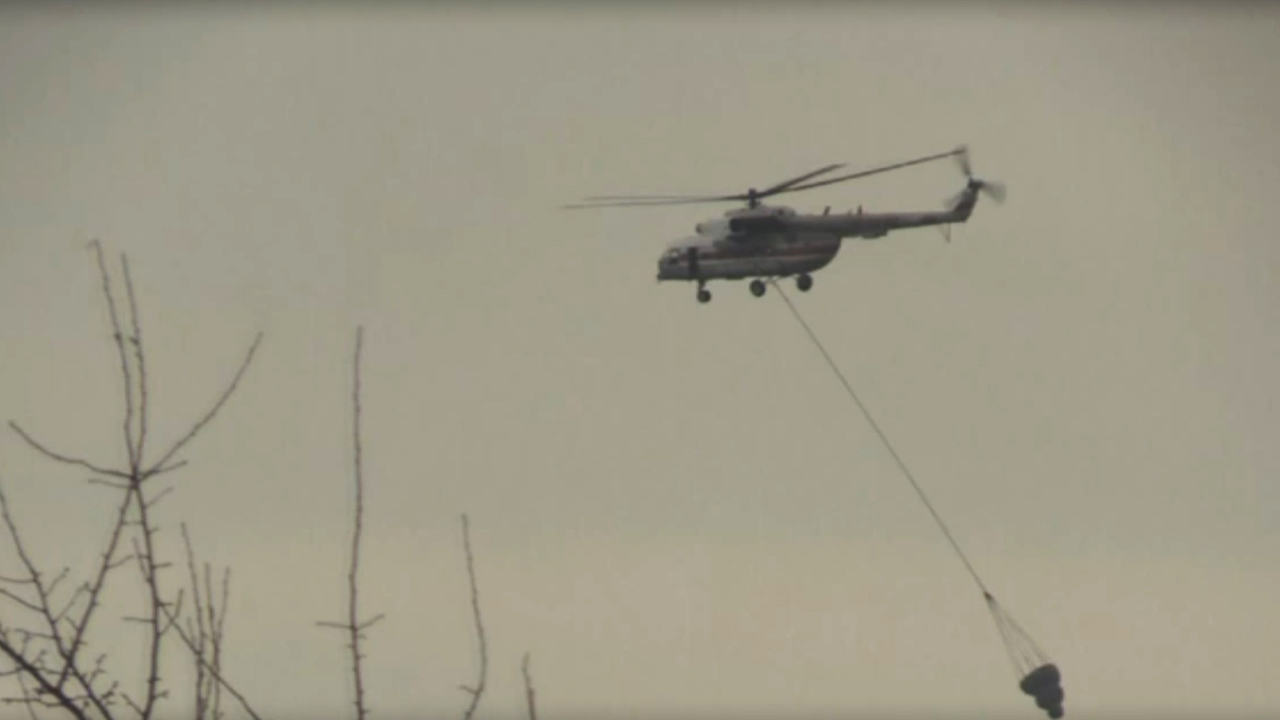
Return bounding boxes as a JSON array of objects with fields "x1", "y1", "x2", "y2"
[{"x1": 687, "y1": 247, "x2": 701, "y2": 280}]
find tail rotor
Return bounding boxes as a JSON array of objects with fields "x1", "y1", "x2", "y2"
[
  {"x1": 938, "y1": 145, "x2": 1005, "y2": 243},
  {"x1": 951, "y1": 144, "x2": 1006, "y2": 205}
]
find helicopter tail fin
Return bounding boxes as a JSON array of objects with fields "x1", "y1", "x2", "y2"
[{"x1": 944, "y1": 183, "x2": 981, "y2": 220}]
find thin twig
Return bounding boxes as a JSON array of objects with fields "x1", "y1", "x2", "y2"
[
  {"x1": 347, "y1": 327, "x2": 371, "y2": 720},
  {"x1": 211, "y1": 566, "x2": 230, "y2": 720},
  {"x1": 14, "y1": 670, "x2": 39, "y2": 720},
  {"x1": 521, "y1": 653, "x2": 538, "y2": 720},
  {"x1": 120, "y1": 254, "x2": 149, "y2": 470},
  {"x1": 90, "y1": 239, "x2": 138, "y2": 473},
  {"x1": 459, "y1": 514, "x2": 487, "y2": 720},
  {"x1": 181, "y1": 525, "x2": 208, "y2": 720},
  {"x1": 0, "y1": 589, "x2": 43, "y2": 615},
  {"x1": 143, "y1": 487, "x2": 174, "y2": 510},
  {"x1": 146, "y1": 332, "x2": 264, "y2": 477},
  {"x1": 156, "y1": 602, "x2": 263, "y2": 720},
  {"x1": 7, "y1": 423, "x2": 128, "y2": 480}
]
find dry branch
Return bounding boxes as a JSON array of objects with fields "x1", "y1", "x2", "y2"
[
  {"x1": 181, "y1": 524, "x2": 230, "y2": 720},
  {"x1": 119, "y1": 255, "x2": 149, "y2": 468},
  {"x1": 0, "y1": 476, "x2": 119, "y2": 720},
  {"x1": 144, "y1": 332, "x2": 264, "y2": 479},
  {"x1": 459, "y1": 514, "x2": 487, "y2": 720},
  {"x1": 90, "y1": 240, "x2": 137, "y2": 474},
  {"x1": 157, "y1": 602, "x2": 262, "y2": 720},
  {"x1": 317, "y1": 327, "x2": 384, "y2": 720}
]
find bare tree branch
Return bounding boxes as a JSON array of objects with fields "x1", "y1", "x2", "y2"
[
  {"x1": 347, "y1": 326, "x2": 370, "y2": 720},
  {"x1": 0, "y1": 589, "x2": 44, "y2": 616},
  {"x1": 179, "y1": 524, "x2": 232, "y2": 720},
  {"x1": 181, "y1": 526, "x2": 208, "y2": 720},
  {"x1": 156, "y1": 582, "x2": 262, "y2": 720},
  {"x1": 89, "y1": 239, "x2": 138, "y2": 473},
  {"x1": 119, "y1": 255, "x2": 148, "y2": 469},
  {"x1": 317, "y1": 327, "x2": 383, "y2": 720},
  {"x1": 0, "y1": 477, "x2": 118, "y2": 720},
  {"x1": 103, "y1": 250, "x2": 169, "y2": 720},
  {"x1": 459, "y1": 514, "x2": 487, "y2": 720},
  {"x1": 6, "y1": 424, "x2": 128, "y2": 480},
  {"x1": 209, "y1": 564, "x2": 229, "y2": 720},
  {"x1": 0, "y1": 638, "x2": 90, "y2": 720},
  {"x1": 60, "y1": 486, "x2": 133, "y2": 694},
  {"x1": 125, "y1": 490, "x2": 169, "y2": 720}
]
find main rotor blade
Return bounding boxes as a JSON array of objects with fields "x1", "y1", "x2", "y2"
[
  {"x1": 755, "y1": 163, "x2": 847, "y2": 197},
  {"x1": 562, "y1": 196, "x2": 739, "y2": 209},
  {"x1": 775, "y1": 148, "x2": 964, "y2": 196},
  {"x1": 579, "y1": 193, "x2": 739, "y2": 202},
  {"x1": 562, "y1": 148, "x2": 962, "y2": 209},
  {"x1": 567, "y1": 163, "x2": 846, "y2": 209},
  {"x1": 955, "y1": 144, "x2": 972, "y2": 177}
]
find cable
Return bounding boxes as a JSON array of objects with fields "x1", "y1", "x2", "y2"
[
  {"x1": 768, "y1": 279, "x2": 1063, "y2": 716},
  {"x1": 769, "y1": 279, "x2": 989, "y2": 597}
]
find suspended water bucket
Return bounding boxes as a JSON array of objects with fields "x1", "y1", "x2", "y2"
[{"x1": 986, "y1": 592, "x2": 1065, "y2": 718}]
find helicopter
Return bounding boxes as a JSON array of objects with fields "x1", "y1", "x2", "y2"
[{"x1": 565, "y1": 145, "x2": 1004, "y2": 303}]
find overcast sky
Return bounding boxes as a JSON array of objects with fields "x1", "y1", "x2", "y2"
[{"x1": 2, "y1": 3, "x2": 1278, "y2": 719}]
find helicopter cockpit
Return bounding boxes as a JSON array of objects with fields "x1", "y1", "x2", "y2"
[
  {"x1": 657, "y1": 238, "x2": 703, "y2": 280},
  {"x1": 658, "y1": 247, "x2": 687, "y2": 271}
]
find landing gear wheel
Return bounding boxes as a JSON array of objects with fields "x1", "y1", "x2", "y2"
[
  {"x1": 697, "y1": 287, "x2": 711, "y2": 304},
  {"x1": 749, "y1": 279, "x2": 767, "y2": 297},
  {"x1": 796, "y1": 273, "x2": 813, "y2": 292}
]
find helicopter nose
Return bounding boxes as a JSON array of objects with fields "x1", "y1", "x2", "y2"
[{"x1": 656, "y1": 258, "x2": 670, "y2": 280}]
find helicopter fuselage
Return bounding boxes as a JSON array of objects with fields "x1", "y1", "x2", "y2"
[
  {"x1": 656, "y1": 187, "x2": 979, "y2": 286},
  {"x1": 655, "y1": 231, "x2": 841, "y2": 283}
]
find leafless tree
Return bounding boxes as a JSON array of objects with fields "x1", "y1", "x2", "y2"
[
  {"x1": 0, "y1": 245, "x2": 544, "y2": 720},
  {"x1": 0, "y1": 241, "x2": 264, "y2": 720}
]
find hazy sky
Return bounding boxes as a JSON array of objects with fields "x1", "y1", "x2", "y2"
[{"x1": 2, "y1": 3, "x2": 1279, "y2": 719}]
